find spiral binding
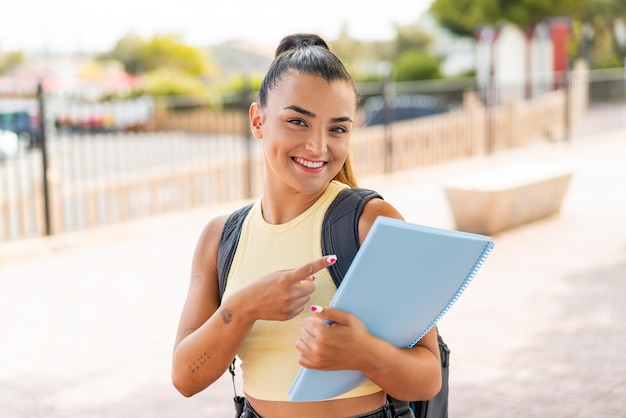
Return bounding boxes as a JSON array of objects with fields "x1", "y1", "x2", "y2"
[{"x1": 408, "y1": 240, "x2": 495, "y2": 348}]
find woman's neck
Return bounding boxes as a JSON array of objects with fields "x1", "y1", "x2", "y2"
[{"x1": 261, "y1": 185, "x2": 328, "y2": 225}]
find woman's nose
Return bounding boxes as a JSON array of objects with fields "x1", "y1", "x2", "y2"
[{"x1": 304, "y1": 130, "x2": 327, "y2": 155}]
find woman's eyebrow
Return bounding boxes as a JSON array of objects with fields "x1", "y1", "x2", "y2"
[
  {"x1": 284, "y1": 105, "x2": 315, "y2": 118},
  {"x1": 284, "y1": 105, "x2": 353, "y2": 123},
  {"x1": 331, "y1": 116, "x2": 353, "y2": 123}
]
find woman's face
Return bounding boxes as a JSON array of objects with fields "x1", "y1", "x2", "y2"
[{"x1": 251, "y1": 71, "x2": 356, "y2": 196}]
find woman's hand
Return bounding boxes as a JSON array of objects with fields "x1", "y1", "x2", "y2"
[
  {"x1": 296, "y1": 305, "x2": 375, "y2": 371},
  {"x1": 232, "y1": 255, "x2": 337, "y2": 322}
]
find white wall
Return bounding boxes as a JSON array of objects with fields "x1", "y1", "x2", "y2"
[
  {"x1": 493, "y1": 24, "x2": 527, "y2": 103},
  {"x1": 530, "y1": 23, "x2": 554, "y2": 97}
]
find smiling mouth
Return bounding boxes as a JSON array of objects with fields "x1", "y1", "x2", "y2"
[{"x1": 293, "y1": 157, "x2": 325, "y2": 169}]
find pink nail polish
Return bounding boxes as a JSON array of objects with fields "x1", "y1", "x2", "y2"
[
  {"x1": 310, "y1": 274, "x2": 316, "y2": 280},
  {"x1": 310, "y1": 305, "x2": 323, "y2": 313},
  {"x1": 327, "y1": 255, "x2": 337, "y2": 264}
]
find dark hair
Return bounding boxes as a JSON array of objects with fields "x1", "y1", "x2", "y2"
[
  {"x1": 258, "y1": 34, "x2": 359, "y2": 187},
  {"x1": 258, "y1": 33, "x2": 356, "y2": 107}
]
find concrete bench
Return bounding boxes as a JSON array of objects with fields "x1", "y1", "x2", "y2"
[{"x1": 444, "y1": 163, "x2": 573, "y2": 235}]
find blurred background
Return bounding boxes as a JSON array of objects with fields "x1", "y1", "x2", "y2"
[
  {"x1": 1, "y1": 0, "x2": 625, "y2": 240},
  {"x1": 1, "y1": 1, "x2": 626, "y2": 417}
]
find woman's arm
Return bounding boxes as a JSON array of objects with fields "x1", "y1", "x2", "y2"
[
  {"x1": 171, "y1": 215, "x2": 254, "y2": 397},
  {"x1": 172, "y1": 215, "x2": 339, "y2": 397}
]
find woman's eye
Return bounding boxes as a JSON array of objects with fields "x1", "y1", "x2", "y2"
[
  {"x1": 287, "y1": 118, "x2": 306, "y2": 126},
  {"x1": 331, "y1": 126, "x2": 348, "y2": 134}
]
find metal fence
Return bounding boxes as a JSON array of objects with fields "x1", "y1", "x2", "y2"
[{"x1": 1, "y1": 64, "x2": 624, "y2": 242}]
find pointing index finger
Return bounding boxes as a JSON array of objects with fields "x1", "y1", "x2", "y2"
[{"x1": 293, "y1": 255, "x2": 337, "y2": 280}]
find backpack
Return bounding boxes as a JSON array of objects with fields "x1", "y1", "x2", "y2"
[{"x1": 217, "y1": 188, "x2": 449, "y2": 418}]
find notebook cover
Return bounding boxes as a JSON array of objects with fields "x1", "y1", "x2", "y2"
[{"x1": 288, "y1": 216, "x2": 494, "y2": 402}]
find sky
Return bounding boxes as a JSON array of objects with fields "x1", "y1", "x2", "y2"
[{"x1": 1, "y1": 0, "x2": 434, "y2": 55}]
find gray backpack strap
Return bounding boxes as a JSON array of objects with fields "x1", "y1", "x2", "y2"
[
  {"x1": 321, "y1": 188, "x2": 383, "y2": 288},
  {"x1": 217, "y1": 203, "x2": 254, "y2": 301}
]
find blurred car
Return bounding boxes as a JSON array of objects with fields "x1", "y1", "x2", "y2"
[
  {"x1": 363, "y1": 94, "x2": 454, "y2": 126},
  {"x1": 0, "y1": 110, "x2": 41, "y2": 148},
  {"x1": 0, "y1": 129, "x2": 19, "y2": 159}
]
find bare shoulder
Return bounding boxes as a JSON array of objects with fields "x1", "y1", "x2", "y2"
[
  {"x1": 192, "y1": 214, "x2": 230, "y2": 270},
  {"x1": 197, "y1": 214, "x2": 230, "y2": 248},
  {"x1": 357, "y1": 197, "x2": 404, "y2": 244}
]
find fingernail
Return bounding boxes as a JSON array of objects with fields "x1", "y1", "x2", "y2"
[
  {"x1": 310, "y1": 274, "x2": 316, "y2": 281},
  {"x1": 327, "y1": 255, "x2": 337, "y2": 264},
  {"x1": 310, "y1": 305, "x2": 324, "y2": 313}
]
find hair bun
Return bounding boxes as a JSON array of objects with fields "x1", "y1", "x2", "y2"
[
  {"x1": 274, "y1": 33, "x2": 330, "y2": 58},
  {"x1": 297, "y1": 38, "x2": 313, "y2": 47}
]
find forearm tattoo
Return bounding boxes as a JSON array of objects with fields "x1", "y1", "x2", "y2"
[
  {"x1": 188, "y1": 352, "x2": 210, "y2": 374},
  {"x1": 220, "y1": 308, "x2": 233, "y2": 324}
]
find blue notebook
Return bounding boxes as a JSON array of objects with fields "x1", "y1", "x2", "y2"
[{"x1": 288, "y1": 216, "x2": 494, "y2": 402}]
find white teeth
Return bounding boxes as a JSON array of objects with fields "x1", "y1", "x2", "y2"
[{"x1": 294, "y1": 158, "x2": 324, "y2": 169}]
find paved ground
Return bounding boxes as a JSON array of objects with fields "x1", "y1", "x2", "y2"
[{"x1": 1, "y1": 129, "x2": 625, "y2": 417}]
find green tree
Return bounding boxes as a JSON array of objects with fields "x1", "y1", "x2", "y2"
[
  {"x1": 577, "y1": 1, "x2": 626, "y2": 67},
  {"x1": 100, "y1": 33, "x2": 220, "y2": 97},
  {"x1": 140, "y1": 34, "x2": 210, "y2": 77},
  {"x1": 141, "y1": 67, "x2": 208, "y2": 96},
  {"x1": 394, "y1": 25, "x2": 434, "y2": 54},
  {"x1": 101, "y1": 33, "x2": 215, "y2": 77},
  {"x1": 430, "y1": 0, "x2": 626, "y2": 68},
  {"x1": 430, "y1": 0, "x2": 589, "y2": 36},
  {"x1": 331, "y1": 24, "x2": 439, "y2": 82},
  {"x1": 331, "y1": 26, "x2": 395, "y2": 82},
  {"x1": 100, "y1": 34, "x2": 144, "y2": 74},
  {"x1": 393, "y1": 50, "x2": 442, "y2": 81}
]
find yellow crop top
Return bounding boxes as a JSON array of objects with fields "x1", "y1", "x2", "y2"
[{"x1": 222, "y1": 181, "x2": 382, "y2": 401}]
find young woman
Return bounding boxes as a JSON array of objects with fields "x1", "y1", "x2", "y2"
[{"x1": 172, "y1": 34, "x2": 442, "y2": 418}]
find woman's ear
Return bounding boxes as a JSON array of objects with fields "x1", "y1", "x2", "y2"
[{"x1": 249, "y1": 102, "x2": 263, "y2": 139}]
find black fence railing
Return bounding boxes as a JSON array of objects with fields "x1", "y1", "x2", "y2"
[{"x1": 0, "y1": 65, "x2": 624, "y2": 242}]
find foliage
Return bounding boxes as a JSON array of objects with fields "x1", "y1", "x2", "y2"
[
  {"x1": 578, "y1": 2, "x2": 626, "y2": 68},
  {"x1": 430, "y1": 0, "x2": 589, "y2": 36},
  {"x1": 98, "y1": 33, "x2": 221, "y2": 98},
  {"x1": 221, "y1": 74, "x2": 263, "y2": 95},
  {"x1": 430, "y1": 0, "x2": 626, "y2": 69},
  {"x1": 394, "y1": 25, "x2": 435, "y2": 53},
  {"x1": 331, "y1": 29, "x2": 395, "y2": 82},
  {"x1": 141, "y1": 34, "x2": 210, "y2": 77},
  {"x1": 141, "y1": 67, "x2": 208, "y2": 97},
  {"x1": 393, "y1": 50, "x2": 442, "y2": 81},
  {"x1": 100, "y1": 33, "x2": 216, "y2": 78},
  {"x1": 331, "y1": 25, "x2": 436, "y2": 83},
  {"x1": 212, "y1": 74, "x2": 262, "y2": 109},
  {"x1": 99, "y1": 34, "x2": 144, "y2": 75}
]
